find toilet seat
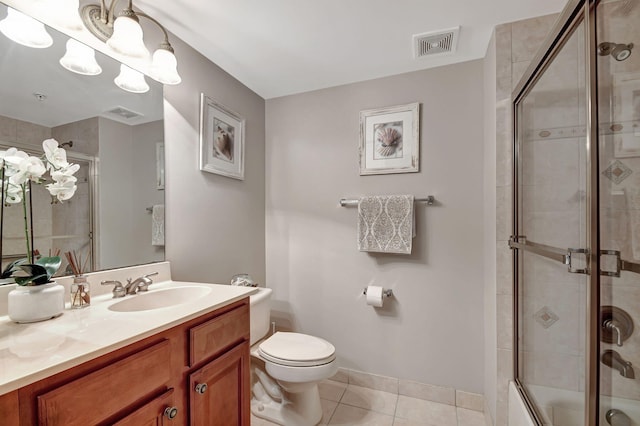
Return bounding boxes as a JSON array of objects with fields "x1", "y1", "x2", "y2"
[{"x1": 259, "y1": 332, "x2": 336, "y2": 367}]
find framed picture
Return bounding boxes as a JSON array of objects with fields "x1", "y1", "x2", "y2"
[
  {"x1": 199, "y1": 93, "x2": 245, "y2": 180},
  {"x1": 359, "y1": 102, "x2": 420, "y2": 175},
  {"x1": 613, "y1": 72, "x2": 640, "y2": 158}
]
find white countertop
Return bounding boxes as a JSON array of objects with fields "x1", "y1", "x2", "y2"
[{"x1": 0, "y1": 280, "x2": 256, "y2": 395}]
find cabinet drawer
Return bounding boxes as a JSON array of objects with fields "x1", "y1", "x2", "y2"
[
  {"x1": 113, "y1": 388, "x2": 177, "y2": 426},
  {"x1": 38, "y1": 340, "x2": 171, "y2": 426},
  {"x1": 190, "y1": 303, "x2": 249, "y2": 366}
]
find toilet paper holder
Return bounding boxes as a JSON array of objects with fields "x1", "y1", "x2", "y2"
[{"x1": 362, "y1": 288, "x2": 393, "y2": 298}]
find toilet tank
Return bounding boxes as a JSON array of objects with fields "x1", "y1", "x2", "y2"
[{"x1": 249, "y1": 287, "x2": 272, "y2": 345}]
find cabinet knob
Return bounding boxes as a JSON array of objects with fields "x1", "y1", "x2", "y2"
[
  {"x1": 195, "y1": 383, "x2": 208, "y2": 394},
  {"x1": 164, "y1": 406, "x2": 178, "y2": 420}
]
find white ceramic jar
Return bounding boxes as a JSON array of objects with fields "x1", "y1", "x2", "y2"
[{"x1": 8, "y1": 282, "x2": 65, "y2": 323}]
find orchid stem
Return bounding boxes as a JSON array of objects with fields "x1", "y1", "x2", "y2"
[{"x1": 22, "y1": 184, "x2": 31, "y2": 264}]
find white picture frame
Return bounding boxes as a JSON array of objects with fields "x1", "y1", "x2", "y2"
[
  {"x1": 199, "y1": 93, "x2": 245, "y2": 180},
  {"x1": 359, "y1": 102, "x2": 420, "y2": 175}
]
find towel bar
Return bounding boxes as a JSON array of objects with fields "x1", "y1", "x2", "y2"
[{"x1": 339, "y1": 196, "x2": 434, "y2": 207}]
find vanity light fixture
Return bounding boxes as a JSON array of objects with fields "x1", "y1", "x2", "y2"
[
  {"x1": 59, "y1": 38, "x2": 102, "y2": 76},
  {"x1": 114, "y1": 64, "x2": 149, "y2": 93},
  {"x1": 0, "y1": 7, "x2": 53, "y2": 48},
  {"x1": 50, "y1": 0, "x2": 84, "y2": 32},
  {"x1": 80, "y1": 0, "x2": 181, "y2": 84}
]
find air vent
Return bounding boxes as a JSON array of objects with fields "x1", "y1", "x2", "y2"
[
  {"x1": 106, "y1": 106, "x2": 142, "y2": 120},
  {"x1": 413, "y1": 27, "x2": 460, "y2": 59}
]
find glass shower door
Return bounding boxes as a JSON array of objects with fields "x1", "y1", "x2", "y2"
[
  {"x1": 597, "y1": 0, "x2": 640, "y2": 423},
  {"x1": 514, "y1": 19, "x2": 589, "y2": 425}
]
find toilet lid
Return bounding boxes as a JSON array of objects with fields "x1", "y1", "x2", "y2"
[{"x1": 259, "y1": 332, "x2": 336, "y2": 367}]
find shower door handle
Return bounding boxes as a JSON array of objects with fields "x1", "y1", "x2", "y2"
[{"x1": 600, "y1": 250, "x2": 640, "y2": 277}]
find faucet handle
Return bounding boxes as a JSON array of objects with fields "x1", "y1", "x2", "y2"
[
  {"x1": 101, "y1": 280, "x2": 125, "y2": 298},
  {"x1": 137, "y1": 272, "x2": 159, "y2": 292}
]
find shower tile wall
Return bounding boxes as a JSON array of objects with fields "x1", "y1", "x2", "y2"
[
  {"x1": 493, "y1": 14, "x2": 559, "y2": 426},
  {"x1": 598, "y1": 0, "x2": 640, "y2": 403}
]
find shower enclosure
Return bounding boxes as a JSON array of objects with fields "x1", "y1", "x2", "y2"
[{"x1": 511, "y1": 0, "x2": 640, "y2": 424}]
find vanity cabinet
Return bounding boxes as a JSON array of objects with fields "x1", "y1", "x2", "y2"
[{"x1": 8, "y1": 298, "x2": 250, "y2": 426}]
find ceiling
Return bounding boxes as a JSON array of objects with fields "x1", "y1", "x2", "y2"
[{"x1": 135, "y1": 0, "x2": 566, "y2": 99}]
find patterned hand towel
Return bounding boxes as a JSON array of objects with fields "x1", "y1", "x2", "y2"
[
  {"x1": 357, "y1": 195, "x2": 414, "y2": 254},
  {"x1": 152, "y1": 204, "x2": 165, "y2": 247}
]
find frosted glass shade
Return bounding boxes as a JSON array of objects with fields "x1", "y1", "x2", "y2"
[
  {"x1": 114, "y1": 64, "x2": 149, "y2": 93},
  {"x1": 149, "y1": 48, "x2": 181, "y2": 85},
  {"x1": 50, "y1": 0, "x2": 83, "y2": 31},
  {"x1": 60, "y1": 39, "x2": 102, "y2": 75},
  {"x1": 0, "y1": 7, "x2": 53, "y2": 48},
  {"x1": 106, "y1": 15, "x2": 149, "y2": 58}
]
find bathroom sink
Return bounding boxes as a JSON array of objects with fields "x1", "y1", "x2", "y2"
[{"x1": 108, "y1": 286, "x2": 213, "y2": 312}]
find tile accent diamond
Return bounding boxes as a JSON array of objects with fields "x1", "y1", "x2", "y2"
[
  {"x1": 534, "y1": 306, "x2": 559, "y2": 329},
  {"x1": 602, "y1": 160, "x2": 632, "y2": 184}
]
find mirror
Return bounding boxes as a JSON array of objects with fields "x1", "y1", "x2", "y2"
[{"x1": 0, "y1": 2, "x2": 165, "y2": 278}]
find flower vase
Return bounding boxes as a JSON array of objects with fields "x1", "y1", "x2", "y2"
[{"x1": 8, "y1": 282, "x2": 65, "y2": 323}]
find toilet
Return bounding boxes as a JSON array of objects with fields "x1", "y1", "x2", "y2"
[{"x1": 249, "y1": 287, "x2": 337, "y2": 426}]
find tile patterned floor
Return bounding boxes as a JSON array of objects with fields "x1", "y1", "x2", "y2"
[{"x1": 251, "y1": 380, "x2": 487, "y2": 426}]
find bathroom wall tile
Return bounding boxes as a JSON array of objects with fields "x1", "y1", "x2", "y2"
[
  {"x1": 0, "y1": 114, "x2": 17, "y2": 143},
  {"x1": 496, "y1": 186, "x2": 512, "y2": 241},
  {"x1": 395, "y1": 396, "x2": 457, "y2": 426},
  {"x1": 496, "y1": 241, "x2": 512, "y2": 295},
  {"x1": 497, "y1": 294, "x2": 513, "y2": 351},
  {"x1": 495, "y1": 99, "x2": 513, "y2": 188},
  {"x1": 456, "y1": 390, "x2": 485, "y2": 412},
  {"x1": 511, "y1": 14, "x2": 558, "y2": 63},
  {"x1": 521, "y1": 350, "x2": 581, "y2": 391},
  {"x1": 496, "y1": 349, "x2": 512, "y2": 403},
  {"x1": 457, "y1": 407, "x2": 487, "y2": 426},
  {"x1": 495, "y1": 24, "x2": 512, "y2": 101},
  {"x1": 341, "y1": 385, "x2": 398, "y2": 416},
  {"x1": 319, "y1": 379, "x2": 348, "y2": 402},
  {"x1": 398, "y1": 380, "x2": 455, "y2": 405},
  {"x1": 511, "y1": 61, "x2": 531, "y2": 91},
  {"x1": 349, "y1": 370, "x2": 399, "y2": 394},
  {"x1": 320, "y1": 399, "x2": 339, "y2": 425},
  {"x1": 495, "y1": 399, "x2": 508, "y2": 426},
  {"x1": 16, "y1": 119, "x2": 51, "y2": 147},
  {"x1": 332, "y1": 368, "x2": 350, "y2": 383},
  {"x1": 328, "y1": 404, "x2": 394, "y2": 426}
]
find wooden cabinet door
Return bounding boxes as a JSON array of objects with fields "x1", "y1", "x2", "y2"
[
  {"x1": 189, "y1": 341, "x2": 250, "y2": 426},
  {"x1": 113, "y1": 389, "x2": 178, "y2": 426}
]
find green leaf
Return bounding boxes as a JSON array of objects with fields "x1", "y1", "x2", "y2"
[
  {"x1": 1, "y1": 258, "x2": 26, "y2": 278},
  {"x1": 35, "y1": 256, "x2": 61, "y2": 279}
]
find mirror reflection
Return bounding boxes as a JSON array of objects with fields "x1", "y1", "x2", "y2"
[{"x1": 0, "y1": 2, "x2": 165, "y2": 279}]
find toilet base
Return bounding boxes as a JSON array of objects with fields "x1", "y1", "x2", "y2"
[{"x1": 251, "y1": 381, "x2": 323, "y2": 426}]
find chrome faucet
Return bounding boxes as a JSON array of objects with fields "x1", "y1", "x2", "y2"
[
  {"x1": 124, "y1": 272, "x2": 159, "y2": 295},
  {"x1": 602, "y1": 350, "x2": 635, "y2": 379}
]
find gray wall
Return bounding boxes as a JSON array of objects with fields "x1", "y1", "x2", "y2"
[
  {"x1": 163, "y1": 36, "x2": 266, "y2": 285},
  {"x1": 265, "y1": 61, "x2": 486, "y2": 392}
]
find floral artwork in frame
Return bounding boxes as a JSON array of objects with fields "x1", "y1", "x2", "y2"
[
  {"x1": 359, "y1": 102, "x2": 420, "y2": 175},
  {"x1": 199, "y1": 94, "x2": 245, "y2": 180}
]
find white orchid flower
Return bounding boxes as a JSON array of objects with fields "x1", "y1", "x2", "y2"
[
  {"x1": 46, "y1": 180, "x2": 77, "y2": 202},
  {"x1": 51, "y1": 163, "x2": 79, "y2": 182},
  {"x1": 42, "y1": 139, "x2": 69, "y2": 170},
  {"x1": 9, "y1": 156, "x2": 46, "y2": 185},
  {"x1": 3, "y1": 149, "x2": 29, "y2": 176}
]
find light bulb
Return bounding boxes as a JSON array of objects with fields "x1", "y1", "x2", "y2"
[
  {"x1": 114, "y1": 64, "x2": 149, "y2": 93},
  {"x1": 149, "y1": 47, "x2": 181, "y2": 85},
  {"x1": 106, "y1": 14, "x2": 149, "y2": 59},
  {"x1": 60, "y1": 39, "x2": 102, "y2": 75},
  {"x1": 0, "y1": 7, "x2": 53, "y2": 48}
]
